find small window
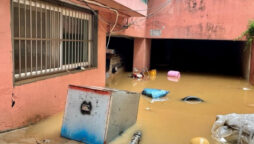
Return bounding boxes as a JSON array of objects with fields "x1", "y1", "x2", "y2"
[{"x1": 12, "y1": 0, "x2": 97, "y2": 81}]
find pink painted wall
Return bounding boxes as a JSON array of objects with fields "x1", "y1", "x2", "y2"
[
  {"x1": 0, "y1": 0, "x2": 115, "y2": 131},
  {"x1": 116, "y1": 0, "x2": 254, "y2": 40},
  {"x1": 113, "y1": 17, "x2": 147, "y2": 38},
  {"x1": 133, "y1": 38, "x2": 151, "y2": 71},
  {"x1": 129, "y1": 0, "x2": 254, "y2": 76},
  {"x1": 145, "y1": 0, "x2": 254, "y2": 40},
  {"x1": 0, "y1": 0, "x2": 15, "y2": 131},
  {"x1": 94, "y1": 0, "x2": 147, "y2": 16},
  {"x1": 114, "y1": 0, "x2": 147, "y2": 16}
]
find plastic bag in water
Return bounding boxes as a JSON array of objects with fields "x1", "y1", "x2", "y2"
[{"x1": 211, "y1": 113, "x2": 254, "y2": 144}]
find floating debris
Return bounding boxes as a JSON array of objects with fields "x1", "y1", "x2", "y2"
[
  {"x1": 35, "y1": 139, "x2": 50, "y2": 144},
  {"x1": 243, "y1": 87, "x2": 252, "y2": 91},
  {"x1": 190, "y1": 137, "x2": 209, "y2": 144},
  {"x1": 130, "y1": 131, "x2": 142, "y2": 144},
  {"x1": 150, "y1": 98, "x2": 168, "y2": 103},
  {"x1": 181, "y1": 96, "x2": 204, "y2": 104},
  {"x1": 42, "y1": 139, "x2": 50, "y2": 143},
  {"x1": 167, "y1": 70, "x2": 181, "y2": 82},
  {"x1": 142, "y1": 88, "x2": 169, "y2": 99},
  {"x1": 149, "y1": 69, "x2": 157, "y2": 77},
  {"x1": 212, "y1": 113, "x2": 254, "y2": 144}
]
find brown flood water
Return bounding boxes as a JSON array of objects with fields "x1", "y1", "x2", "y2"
[{"x1": 0, "y1": 71, "x2": 254, "y2": 144}]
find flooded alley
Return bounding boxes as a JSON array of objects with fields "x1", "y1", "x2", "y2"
[
  {"x1": 107, "y1": 72, "x2": 254, "y2": 144},
  {"x1": 1, "y1": 72, "x2": 253, "y2": 144},
  {"x1": 1, "y1": 0, "x2": 254, "y2": 143}
]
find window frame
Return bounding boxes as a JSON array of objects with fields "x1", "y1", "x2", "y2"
[{"x1": 11, "y1": 0, "x2": 98, "y2": 83}]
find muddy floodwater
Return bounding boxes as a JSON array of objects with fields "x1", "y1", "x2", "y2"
[{"x1": 0, "y1": 72, "x2": 254, "y2": 144}]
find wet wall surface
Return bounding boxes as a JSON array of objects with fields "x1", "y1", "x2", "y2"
[{"x1": 151, "y1": 39, "x2": 246, "y2": 76}]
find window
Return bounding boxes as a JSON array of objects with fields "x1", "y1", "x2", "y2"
[{"x1": 12, "y1": 0, "x2": 98, "y2": 81}]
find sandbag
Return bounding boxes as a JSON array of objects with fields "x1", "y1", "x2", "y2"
[
  {"x1": 211, "y1": 113, "x2": 254, "y2": 144},
  {"x1": 142, "y1": 88, "x2": 169, "y2": 98}
]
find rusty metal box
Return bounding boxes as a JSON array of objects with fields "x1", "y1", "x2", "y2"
[{"x1": 61, "y1": 85, "x2": 140, "y2": 144}]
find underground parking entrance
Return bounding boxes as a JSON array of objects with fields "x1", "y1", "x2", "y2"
[
  {"x1": 150, "y1": 39, "x2": 250, "y2": 78},
  {"x1": 106, "y1": 36, "x2": 134, "y2": 78}
]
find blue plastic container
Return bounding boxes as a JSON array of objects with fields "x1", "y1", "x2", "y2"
[{"x1": 142, "y1": 88, "x2": 169, "y2": 98}]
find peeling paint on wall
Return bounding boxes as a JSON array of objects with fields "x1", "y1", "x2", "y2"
[
  {"x1": 206, "y1": 23, "x2": 225, "y2": 38},
  {"x1": 172, "y1": 22, "x2": 225, "y2": 39},
  {"x1": 185, "y1": 0, "x2": 206, "y2": 12}
]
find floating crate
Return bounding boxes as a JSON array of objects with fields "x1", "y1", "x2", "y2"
[{"x1": 61, "y1": 85, "x2": 140, "y2": 144}]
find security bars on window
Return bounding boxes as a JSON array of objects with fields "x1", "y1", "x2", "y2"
[{"x1": 12, "y1": 0, "x2": 93, "y2": 80}]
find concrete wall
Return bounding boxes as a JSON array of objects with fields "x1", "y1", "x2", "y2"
[
  {"x1": 133, "y1": 38, "x2": 151, "y2": 71},
  {"x1": 0, "y1": 0, "x2": 119, "y2": 131},
  {"x1": 145, "y1": 0, "x2": 254, "y2": 40}
]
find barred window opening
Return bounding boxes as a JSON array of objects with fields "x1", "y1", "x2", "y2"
[{"x1": 12, "y1": 0, "x2": 96, "y2": 81}]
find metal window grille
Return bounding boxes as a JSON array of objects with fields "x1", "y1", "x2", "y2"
[{"x1": 12, "y1": 0, "x2": 94, "y2": 80}]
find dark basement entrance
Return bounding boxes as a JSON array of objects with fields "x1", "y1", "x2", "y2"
[
  {"x1": 106, "y1": 36, "x2": 134, "y2": 78},
  {"x1": 150, "y1": 39, "x2": 248, "y2": 77}
]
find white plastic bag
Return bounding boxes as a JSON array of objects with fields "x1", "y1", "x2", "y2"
[{"x1": 211, "y1": 113, "x2": 254, "y2": 144}]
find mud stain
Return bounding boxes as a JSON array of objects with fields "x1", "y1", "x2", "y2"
[{"x1": 186, "y1": 0, "x2": 206, "y2": 12}]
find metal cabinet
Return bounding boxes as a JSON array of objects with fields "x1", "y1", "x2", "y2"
[{"x1": 61, "y1": 85, "x2": 140, "y2": 144}]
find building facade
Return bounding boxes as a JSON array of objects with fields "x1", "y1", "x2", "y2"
[{"x1": 0, "y1": 0, "x2": 254, "y2": 131}]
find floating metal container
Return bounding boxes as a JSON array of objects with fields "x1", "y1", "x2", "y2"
[{"x1": 61, "y1": 85, "x2": 140, "y2": 144}]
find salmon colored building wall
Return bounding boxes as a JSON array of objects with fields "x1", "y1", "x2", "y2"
[
  {"x1": 145, "y1": 0, "x2": 254, "y2": 40},
  {"x1": 0, "y1": 0, "x2": 136, "y2": 131},
  {"x1": 133, "y1": 38, "x2": 151, "y2": 71},
  {"x1": 128, "y1": 0, "x2": 254, "y2": 79},
  {"x1": 114, "y1": 0, "x2": 147, "y2": 16}
]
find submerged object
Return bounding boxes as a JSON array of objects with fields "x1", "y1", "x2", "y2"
[
  {"x1": 181, "y1": 96, "x2": 204, "y2": 104},
  {"x1": 150, "y1": 98, "x2": 168, "y2": 103},
  {"x1": 142, "y1": 88, "x2": 169, "y2": 98},
  {"x1": 61, "y1": 85, "x2": 140, "y2": 144},
  {"x1": 243, "y1": 87, "x2": 252, "y2": 91},
  {"x1": 130, "y1": 131, "x2": 142, "y2": 144},
  {"x1": 190, "y1": 137, "x2": 209, "y2": 144},
  {"x1": 167, "y1": 76, "x2": 180, "y2": 82},
  {"x1": 212, "y1": 113, "x2": 254, "y2": 144},
  {"x1": 149, "y1": 69, "x2": 157, "y2": 80},
  {"x1": 131, "y1": 73, "x2": 144, "y2": 79}
]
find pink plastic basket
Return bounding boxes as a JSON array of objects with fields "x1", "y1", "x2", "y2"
[{"x1": 167, "y1": 71, "x2": 181, "y2": 79}]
